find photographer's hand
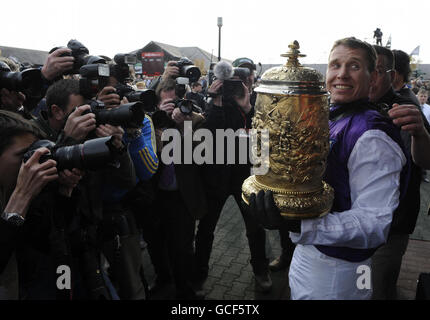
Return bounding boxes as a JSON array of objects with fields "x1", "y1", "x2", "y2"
[
  {"x1": 234, "y1": 83, "x2": 252, "y2": 114},
  {"x1": 97, "y1": 86, "x2": 121, "y2": 108},
  {"x1": 162, "y1": 61, "x2": 180, "y2": 79},
  {"x1": 172, "y1": 107, "x2": 191, "y2": 125},
  {"x1": 207, "y1": 79, "x2": 223, "y2": 106},
  {"x1": 121, "y1": 96, "x2": 130, "y2": 105},
  {"x1": 95, "y1": 124, "x2": 125, "y2": 149},
  {"x1": 63, "y1": 105, "x2": 97, "y2": 142},
  {"x1": 159, "y1": 99, "x2": 175, "y2": 116},
  {"x1": 0, "y1": 88, "x2": 26, "y2": 112},
  {"x1": 58, "y1": 168, "x2": 84, "y2": 197},
  {"x1": 5, "y1": 148, "x2": 58, "y2": 218},
  {"x1": 41, "y1": 48, "x2": 74, "y2": 81}
]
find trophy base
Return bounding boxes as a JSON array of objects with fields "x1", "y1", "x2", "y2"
[{"x1": 242, "y1": 176, "x2": 334, "y2": 220}]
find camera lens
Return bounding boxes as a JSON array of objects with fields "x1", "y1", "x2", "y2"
[
  {"x1": 53, "y1": 136, "x2": 116, "y2": 170},
  {"x1": 95, "y1": 102, "x2": 146, "y2": 128},
  {"x1": 53, "y1": 144, "x2": 84, "y2": 170},
  {"x1": 181, "y1": 65, "x2": 201, "y2": 83},
  {"x1": 0, "y1": 70, "x2": 22, "y2": 91},
  {"x1": 176, "y1": 99, "x2": 194, "y2": 116}
]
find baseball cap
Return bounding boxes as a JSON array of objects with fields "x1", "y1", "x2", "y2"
[{"x1": 232, "y1": 57, "x2": 256, "y2": 70}]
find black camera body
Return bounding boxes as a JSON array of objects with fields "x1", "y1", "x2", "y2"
[
  {"x1": 79, "y1": 64, "x2": 110, "y2": 99},
  {"x1": 0, "y1": 61, "x2": 43, "y2": 93},
  {"x1": 51, "y1": 40, "x2": 105, "y2": 75},
  {"x1": 22, "y1": 136, "x2": 118, "y2": 171},
  {"x1": 114, "y1": 54, "x2": 137, "y2": 66},
  {"x1": 0, "y1": 61, "x2": 45, "y2": 111},
  {"x1": 151, "y1": 98, "x2": 195, "y2": 129},
  {"x1": 110, "y1": 53, "x2": 137, "y2": 84},
  {"x1": 223, "y1": 67, "x2": 250, "y2": 99},
  {"x1": 175, "y1": 57, "x2": 201, "y2": 83}
]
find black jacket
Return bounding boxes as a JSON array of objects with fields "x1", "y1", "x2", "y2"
[
  {"x1": 377, "y1": 88, "x2": 430, "y2": 235},
  {"x1": 0, "y1": 189, "x2": 83, "y2": 299},
  {"x1": 202, "y1": 98, "x2": 254, "y2": 199}
]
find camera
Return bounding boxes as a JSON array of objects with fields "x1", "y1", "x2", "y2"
[
  {"x1": 81, "y1": 100, "x2": 150, "y2": 128},
  {"x1": 175, "y1": 99, "x2": 194, "y2": 115},
  {"x1": 175, "y1": 57, "x2": 201, "y2": 83},
  {"x1": 23, "y1": 136, "x2": 120, "y2": 171},
  {"x1": 109, "y1": 54, "x2": 137, "y2": 84},
  {"x1": 151, "y1": 99, "x2": 196, "y2": 129},
  {"x1": 79, "y1": 63, "x2": 110, "y2": 99},
  {"x1": 223, "y1": 67, "x2": 250, "y2": 99},
  {"x1": 114, "y1": 84, "x2": 157, "y2": 112},
  {"x1": 114, "y1": 54, "x2": 137, "y2": 66},
  {"x1": 0, "y1": 62, "x2": 43, "y2": 91},
  {"x1": 50, "y1": 39, "x2": 105, "y2": 75},
  {"x1": 212, "y1": 61, "x2": 251, "y2": 100},
  {"x1": 0, "y1": 61, "x2": 45, "y2": 110}
]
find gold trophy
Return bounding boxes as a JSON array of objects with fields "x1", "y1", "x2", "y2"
[{"x1": 242, "y1": 41, "x2": 334, "y2": 219}]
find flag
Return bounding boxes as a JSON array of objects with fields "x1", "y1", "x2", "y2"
[
  {"x1": 386, "y1": 35, "x2": 392, "y2": 49},
  {"x1": 410, "y1": 46, "x2": 420, "y2": 56}
]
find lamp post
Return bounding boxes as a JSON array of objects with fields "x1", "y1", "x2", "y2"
[{"x1": 217, "y1": 17, "x2": 223, "y2": 61}]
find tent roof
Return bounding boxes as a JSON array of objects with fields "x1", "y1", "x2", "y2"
[
  {"x1": 130, "y1": 41, "x2": 231, "y2": 70},
  {"x1": 0, "y1": 45, "x2": 48, "y2": 66}
]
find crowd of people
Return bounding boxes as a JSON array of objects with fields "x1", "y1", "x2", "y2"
[{"x1": 0, "y1": 36, "x2": 429, "y2": 300}]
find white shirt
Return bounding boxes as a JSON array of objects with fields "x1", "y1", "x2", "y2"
[
  {"x1": 290, "y1": 129, "x2": 406, "y2": 249},
  {"x1": 421, "y1": 103, "x2": 430, "y2": 125}
]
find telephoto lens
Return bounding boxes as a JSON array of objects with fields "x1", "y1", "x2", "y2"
[
  {"x1": 125, "y1": 90, "x2": 158, "y2": 111},
  {"x1": 22, "y1": 136, "x2": 118, "y2": 171},
  {"x1": 94, "y1": 102, "x2": 147, "y2": 128},
  {"x1": 115, "y1": 84, "x2": 157, "y2": 112}
]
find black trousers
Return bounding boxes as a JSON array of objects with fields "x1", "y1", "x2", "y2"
[
  {"x1": 194, "y1": 189, "x2": 268, "y2": 280},
  {"x1": 278, "y1": 224, "x2": 296, "y2": 262},
  {"x1": 102, "y1": 206, "x2": 147, "y2": 300},
  {"x1": 146, "y1": 189, "x2": 196, "y2": 298}
]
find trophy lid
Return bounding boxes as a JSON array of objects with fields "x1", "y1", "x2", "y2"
[{"x1": 255, "y1": 41, "x2": 325, "y2": 95}]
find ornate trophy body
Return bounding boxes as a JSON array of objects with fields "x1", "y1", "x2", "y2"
[{"x1": 242, "y1": 41, "x2": 334, "y2": 219}]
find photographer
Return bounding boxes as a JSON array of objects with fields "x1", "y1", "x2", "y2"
[
  {"x1": 144, "y1": 77, "x2": 207, "y2": 299},
  {"x1": 92, "y1": 60, "x2": 158, "y2": 300},
  {"x1": 34, "y1": 78, "x2": 137, "y2": 299},
  {"x1": 0, "y1": 48, "x2": 74, "y2": 117},
  {"x1": 0, "y1": 57, "x2": 26, "y2": 113},
  {"x1": 193, "y1": 58, "x2": 272, "y2": 292},
  {"x1": 0, "y1": 110, "x2": 87, "y2": 299},
  {"x1": 149, "y1": 58, "x2": 201, "y2": 94}
]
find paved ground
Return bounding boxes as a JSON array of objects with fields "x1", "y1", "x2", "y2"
[
  {"x1": 143, "y1": 181, "x2": 430, "y2": 300},
  {"x1": 398, "y1": 179, "x2": 430, "y2": 299}
]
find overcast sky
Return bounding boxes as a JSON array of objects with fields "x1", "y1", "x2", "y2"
[{"x1": 2, "y1": 0, "x2": 429, "y2": 65}]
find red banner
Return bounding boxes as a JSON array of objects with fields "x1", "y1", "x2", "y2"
[{"x1": 141, "y1": 52, "x2": 165, "y2": 76}]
